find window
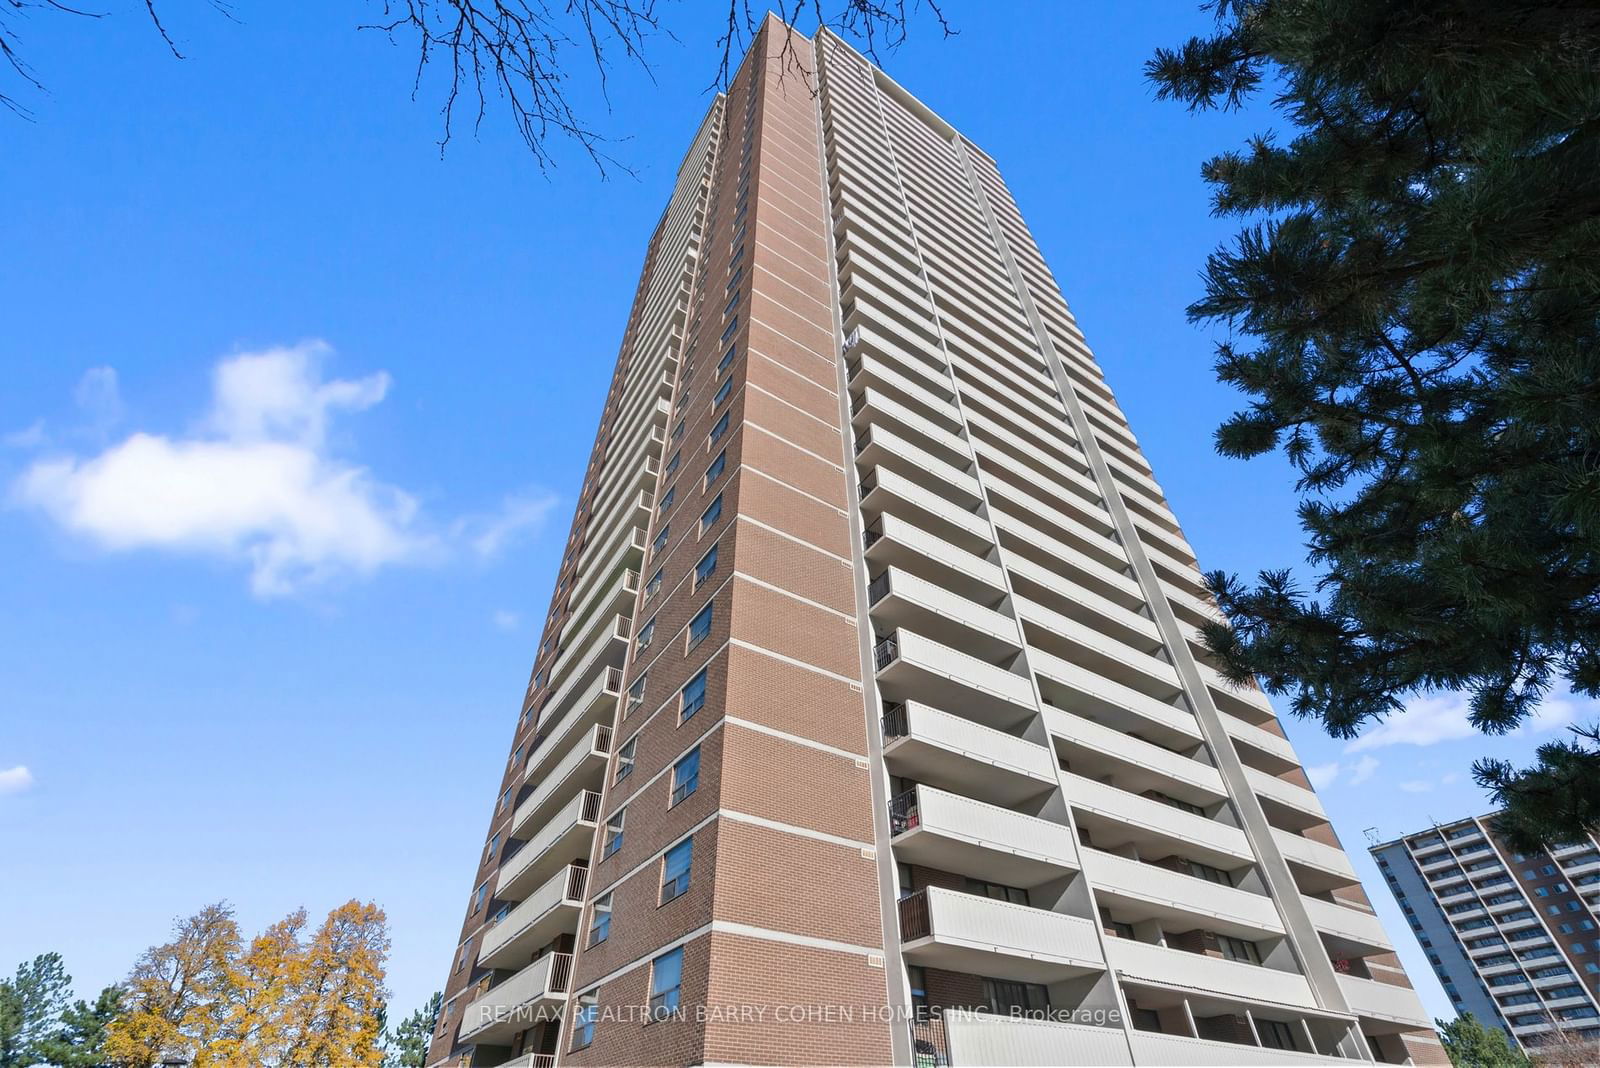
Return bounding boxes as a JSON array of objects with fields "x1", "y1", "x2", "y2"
[
  {"x1": 981, "y1": 978, "x2": 1047, "y2": 1015},
  {"x1": 485, "y1": 834, "x2": 500, "y2": 863},
  {"x1": 718, "y1": 344, "x2": 736, "y2": 376},
  {"x1": 672, "y1": 748, "x2": 701, "y2": 806},
  {"x1": 681, "y1": 669, "x2": 707, "y2": 722},
  {"x1": 671, "y1": 418, "x2": 685, "y2": 443},
  {"x1": 589, "y1": 894, "x2": 613, "y2": 946},
  {"x1": 1543, "y1": 864, "x2": 1558, "y2": 876},
  {"x1": 700, "y1": 494, "x2": 723, "y2": 533},
  {"x1": 572, "y1": 993, "x2": 598, "y2": 1049},
  {"x1": 709, "y1": 410, "x2": 730, "y2": 446},
  {"x1": 646, "y1": 567, "x2": 663, "y2": 598},
  {"x1": 965, "y1": 878, "x2": 1028, "y2": 906},
  {"x1": 1217, "y1": 935, "x2": 1259, "y2": 964},
  {"x1": 636, "y1": 616, "x2": 656, "y2": 652},
  {"x1": 649, "y1": 948, "x2": 684, "y2": 1018},
  {"x1": 664, "y1": 449, "x2": 681, "y2": 477},
  {"x1": 705, "y1": 450, "x2": 727, "y2": 488},
  {"x1": 719, "y1": 315, "x2": 739, "y2": 344},
  {"x1": 615, "y1": 736, "x2": 638, "y2": 783},
  {"x1": 498, "y1": 786, "x2": 512, "y2": 812},
  {"x1": 455, "y1": 937, "x2": 473, "y2": 973},
  {"x1": 713, "y1": 376, "x2": 733, "y2": 407},
  {"x1": 603, "y1": 808, "x2": 625, "y2": 859},
  {"x1": 627, "y1": 673, "x2": 647, "y2": 711},
  {"x1": 652, "y1": 525, "x2": 669, "y2": 555},
  {"x1": 688, "y1": 603, "x2": 713, "y2": 649},
  {"x1": 694, "y1": 544, "x2": 718, "y2": 589},
  {"x1": 472, "y1": 882, "x2": 489, "y2": 914},
  {"x1": 1190, "y1": 861, "x2": 1232, "y2": 886},
  {"x1": 726, "y1": 266, "x2": 743, "y2": 292},
  {"x1": 1569, "y1": 900, "x2": 1583, "y2": 911},
  {"x1": 657, "y1": 486, "x2": 675, "y2": 514},
  {"x1": 1258, "y1": 1020, "x2": 1298, "y2": 1052},
  {"x1": 661, "y1": 836, "x2": 694, "y2": 903}
]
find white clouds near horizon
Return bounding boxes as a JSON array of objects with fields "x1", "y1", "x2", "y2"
[
  {"x1": 0, "y1": 765, "x2": 35, "y2": 796},
  {"x1": 10, "y1": 343, "x2": 554, "y2": 597}
]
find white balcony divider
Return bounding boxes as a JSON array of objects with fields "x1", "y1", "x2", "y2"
[
  {"x1": 1081, "y1": 848, "x2": 1282, "y2": 937},
  {"x1": 943, "y1": 1012, "x2": 1132, "y2": 1067},
  {"x1": 1335, "y1": 974, "x2": 1431, "y2": 1028},
  {"x1": 1105, "y1": 938, "x2": 1316, "y2": 1009}
]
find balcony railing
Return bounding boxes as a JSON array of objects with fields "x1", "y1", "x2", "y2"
[
  {"x1": 863, "y1": 520, "x2": 884, "y2": 549},
  {"x1": 889, "y1": 787, "x2": 920, "y2": 834},
  {"x1": 874, "y1": 631, "x2": 900, "y2": 671},
  {"x1": 909, "y1": 1017, "x2": 950, "y2": 1068},
  {"x1": 868, "y1": 571, "x2": 891, "y2": 605},
  {"x1": 898, "y1": 890, "x2": 931, "y2": 941},
  {"x1": 881, "y1": 702, "x2": 908, "y2": 740}
]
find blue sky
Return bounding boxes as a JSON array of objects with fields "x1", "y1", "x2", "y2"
[{"x1": 1, "y1": 0, "x2": 1588, "y2": 1028}]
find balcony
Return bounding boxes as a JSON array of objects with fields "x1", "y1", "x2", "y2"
[
  {"x1": 1301, "y1": 896, "x2": 1392, "y2": 956},
  {"x1": 1106, "y1": 938, "x2": 1316, "y2": 1010},
  {"x1": 1031, "y1": 649, "x2": 1200, "y2": 748},
  {"x1": 853, "y1": 425, "x2": 981, "y2": 507},
  {"x1": 1218, "y1": 712, "x2": 1300, "y2": 775},
  {"x1": 898, "y1": 887, "x2": 1104, "y2": 984},
  {"x1": 888, "y1": 784, "x2": 1078, "y2": 887},
  {"x1": 497, "y1": 790, "x2": 601, "y2": 899},
  {"x1": 868, "y1": 568, "x2": 1021, "y2": 660},
  {"x1": 1082, "y1": 848, "x2": 1282, "y2": 941},
  {"x1": 1129, "y1": 1032, "x2": 1345, "y2": 1067},
  {"x1": 528, "y1": 668, "x2": 621, "y2": 781},
  {"x1": 1273, "y1": 829, "x2": 1359, "y2": 893},
  {"x1": 1046, "y1": 708, "x2": 1222, "y2": 802},
  {"x1": 1243, "y1": 767, "x2": 1326, "y2": 831},
  {"x1": 456, "y1": 951, "x2": 572, "y2": 1045},
  {"x1": 511, "y1": 724, "x2": 612, "y2": 836},
  {"x1": 881, "y1": 701, "x2": 1055, "y2": 807},
  {"x1": 863, "y1": 512, "x2": 1006, "y2": 603},
  {"x1": 859, "y1": 466, "x2": 992, "y2": 554},
  {"x1": 477, "y1": 865, "x2": 587, "y2": 971},
  {"x1": 1062, "y1": 772, "x2": 1255, "y2": 869},
  {"x1": 941, "y1": 1012, "x2": 1132, "y2": 1067},
  {"x1": 1335, "y1": 975, "x2": 1430, "y2": 1031},
  {"x1": 873, "y1": 630, "x2": 1037, "y2": 728},
  {"x1": 851, "y1": 385, "x2": 970, "y2": 466}
]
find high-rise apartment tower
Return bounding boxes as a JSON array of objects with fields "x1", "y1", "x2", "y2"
[
  {"x1": 427, "y1": 17, "x2": 1446, "y2": 1068},
  {"x1": 1372, "y1": 815, "x2": 1600, "y2": 1053}
]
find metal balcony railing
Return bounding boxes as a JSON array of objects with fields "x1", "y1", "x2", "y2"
[
  {"x1": 873, "y1": 632, "x2": 899, "y2": 671},
  {"x1": 565, "y1": 864, "x2": 589, "y2": 901},
  {"x1": 547, "y1": 951, "x2": 573, "y2": 995},
  {"x1": 881, "y1": 703, "x2": 908, "y2": 740},
  {"x1": 867, "y1": 571, "x2": 891, "y2": 605},
  {"x1": 859, "y1": 474, "x2": 878, "y2": 499},
  {"x1": 888, "y1": 788, "x2": 920, "y2": 835},
  {"x1": 854, "y1": 428, "x2": 871, "y2": 455},
  {"x1": 862, "y1": 520, "x2": 883, "y2": 549},
  {"x1": 909, "y1": 1017, "x2": 950, "y2": 1067},
  {"x1": 898, "y1": 889, "x2": 931, "y2": 941},
  {"x1": 579, "y1": 789, "x2": 602, "y2": 823}
]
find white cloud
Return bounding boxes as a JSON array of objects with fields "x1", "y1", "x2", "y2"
[
  {"x1": 0, "y1": 765, "x2": 35, "y2": 796},
  {"x1": 1398, "y1": 780, "x2": 1433, "y2": 794},
  {"x1": 3, "y1": 420, "x2": 46, "y2": 449},
  {"x1": 74, "y1": 366, "x2": 124, "y2": 432},
  {"x1": 456, "y1": 492, "x2": 559, "y2": 559},
  {"x1": 10, "y1": 343, "x2": 556, "y2": 598},
  {"x1": 1347, "y1": 689, "x2": 1589, "y2": 754},
  {"x1": 1305, "y1": 762, "x2": 1340, "y2": 790},
  {"x1": 492, "y1": 610, "x2": 521, "y2": 631},
  {"x1": 1347, "y1": 754, "x2": 1380, "y2": 786}
]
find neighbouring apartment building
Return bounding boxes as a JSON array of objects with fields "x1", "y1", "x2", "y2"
[
  {"x1": 427, "y1": 16, "x2": 1446, "y2": 1068},
  {"x1": 1372, "y1": 815, "x2": 1600, "y2": 1053}
]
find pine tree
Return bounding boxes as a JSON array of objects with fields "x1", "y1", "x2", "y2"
[
  {"x1": 35, "y1": 985, "x2": 124, "y2": 1068},
  {"x1": 0, "y1": 954, "x2": 72, "y2": 1068},
  {"x1": 383, "y1": 992, "x2": 440, "y2": 1068},
  {"x1": 1438, "y1": 1013, "x2": 1530, "y2": 1068},
  {"x1": 1148, "y1": 0, "x2": 1600, "y2": 848}
]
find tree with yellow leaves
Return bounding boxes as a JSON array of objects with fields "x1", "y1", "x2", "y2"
[{"x1": 104, "y1": 900, "x2": 389, "y2": 1067}]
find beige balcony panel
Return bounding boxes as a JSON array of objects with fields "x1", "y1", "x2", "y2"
[
  {"x1": 1030, "y1": 648, "x2": 1201, "y2": 745},
  {"x1": 496, "y1": 790, "x2": 600, "y2": 899},
  {"x1": 882, "y1": 700, "x2": 1055, "y2": 807},
  {"x1": 854, "y1": 424, "x2": 982, "y2": 507},
  {"x1": 528, "y1": 667, "x2": 621, "y2": 784},
  {"x1": 1220, "y1": 712, "x2": 1301, "y2": 775},
  {"x1": 1009, "y1": 561, "x2": 1156, "y2": 649},
  {"x1": 852, "y1": 386, "x2": 972, "y2": 466},
  {"x1": 1273, "y1": 829, "x2": 1360, "y2": 892},
  {"x1": 860, "y1": 466, "x2": 992, "y2": 555},
  {"x1": 1336, "y1": 975, "x2": 1430, "y2": 1031},
  {"x1": 456, "y1": 951, "x2": 571, "y2": 1045},
  {"x1": 1128, "y1": 1032, "x2": 1347, "y2": 1067},
  {"x1": 873, "y1": 629, "x2": 1036, "y2": 729},
  {"x1": 993, "y1": 515, "x2": 1143, "y2": 608},
  {"x1": 863, "y1": 512, "x2": 1006, "y2": 603},
  {"x1": 512, "y1": 724, "x2": 612, "y2": 835},
  {"x1": 1062, "y1": 772, "x2": 1255, "y2": 868},
  {"x1": 943, "y1": 1013, "x2": 1132, "y2": 1067},
  {"x1": 1018, "y1": 599, "x2": 1182, "y2": 697},
  {"x1": 846, "y1": 349, "x2": 961, "y2": 429},
  {"x1": 900, "y1": 887, "x2": 1105, "y2": 985},
  {"x1": 1301, "y1": 896, "x2": 1393, "y2": 955},
  {"x1": 1107, "y1": 939, "x2": 1316, "y2": 1010},
  {"x1": 869, "y1": 566, "x2": 1021, "y2": 659},
  {"x1": 477, "y1": 865, "x2": 587, "y2": 970},
  {"x1": 535, "y1": 614, "x2": 628, "y2": 715},
  {"x1": 1046, "y1": 709, "x2": 1221, "y2": 800},
  {"x1": 1083, "y1": 848, "x2": 1282, "y2": 940},
  {"x1": 1243, "y1": 766, "x2": 1327, "y2": 829},
  {"x1": 890, "y1": 784, "x2": 1079, "y2": 888}
]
